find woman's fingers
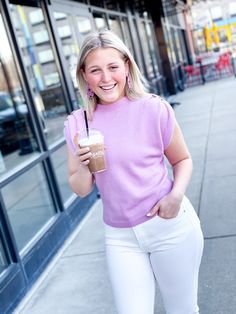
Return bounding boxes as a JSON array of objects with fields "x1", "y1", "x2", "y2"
[
  {"x1": 77, "y1": 146, "x2": 89, "y2": 155},
  {"x1": 146, "y1": 203, "x2": 160, "y2": 217},
  {"x1": 76, "y1": 147, "x2": 91, "y2": 167}
]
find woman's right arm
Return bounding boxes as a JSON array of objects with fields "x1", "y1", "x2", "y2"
[{"x1": 67, "y1": 145, "x2": 94, "y2": 197}]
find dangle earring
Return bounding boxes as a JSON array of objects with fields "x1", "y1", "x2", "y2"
[
  {"x1": 86, "y1": 84, "x2": 94, "y2": 99},
  {"x1": 127, "y1": 74, "x2": 132, "y2": 91}
]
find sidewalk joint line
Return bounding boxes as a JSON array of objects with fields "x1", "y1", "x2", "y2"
[
  {"x1": 62, "y1": 250, "x2": 106, "y2": 259},
  {"x1": 197, "y1": 89, "x2": 215, "y2": 217},
  {"x1": 204, "y1": 234, "x2": 236, "y2": 240}
]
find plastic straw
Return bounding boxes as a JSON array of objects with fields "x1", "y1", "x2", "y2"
[{"x1": 84, "y1": 110, "x2": 89, "y2": 137}]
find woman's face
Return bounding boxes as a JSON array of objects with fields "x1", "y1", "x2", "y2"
[{"x1": 83, "y1": 47, "x2": 129, "y2": 105}]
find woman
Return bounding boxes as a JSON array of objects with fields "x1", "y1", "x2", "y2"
[{"x1": 64, "y1": 29, "x2": 204, "y2": 314}]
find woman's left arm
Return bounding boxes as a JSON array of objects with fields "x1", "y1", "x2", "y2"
[{"x1": 147, "y1": 121, "x2": 192, "y2": 218}]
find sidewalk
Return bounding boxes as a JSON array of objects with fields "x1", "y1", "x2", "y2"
[{"x1": 14, "y1": 76, "x2": 236, "y2": 314}]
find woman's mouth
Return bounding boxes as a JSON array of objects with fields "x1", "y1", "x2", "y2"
[{"x1": 100, "y1": 84, "x2": 117, "y2": 91}]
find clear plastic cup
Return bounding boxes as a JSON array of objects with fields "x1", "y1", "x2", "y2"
[{"x1": 78, "y1": 129, "x2": 106, "y2": 173}]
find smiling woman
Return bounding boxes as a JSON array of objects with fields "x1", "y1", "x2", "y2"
[{"x1": 64, "y1": 29, "x2": 204, "y2": 314}]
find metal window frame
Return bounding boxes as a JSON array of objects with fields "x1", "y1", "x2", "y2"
[{"x1": 0, "y1": 0, "x2": 71, "y2": 257}]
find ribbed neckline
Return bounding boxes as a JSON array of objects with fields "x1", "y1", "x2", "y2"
[{"x1": 96, "y1": 96, "x2": 129, "y2": 111}]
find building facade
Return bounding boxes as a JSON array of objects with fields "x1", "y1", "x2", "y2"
[
  {"x1": 0, "y1": 0, "x2": 190, "y2": 312},
  {"x1": 191, "y1": 0, "x2": 236, "y2": 54}
]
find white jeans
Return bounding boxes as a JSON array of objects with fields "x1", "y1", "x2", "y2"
[{"x1": 105, "y1": 196, "x2": 204, "y2": 314}]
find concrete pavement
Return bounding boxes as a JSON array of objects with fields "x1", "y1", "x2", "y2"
[{"x1": 13, "y1": 76, "x2": 236, "y2": 314}]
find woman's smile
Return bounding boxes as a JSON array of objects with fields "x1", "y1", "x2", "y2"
[{"x1": 100, "y1": 84, "x2": 117, "y2": 91}]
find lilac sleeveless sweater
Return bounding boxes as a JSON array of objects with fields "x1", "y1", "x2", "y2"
[{"x1": 64, "y1": 94, "x2": 175, "y2": 227}]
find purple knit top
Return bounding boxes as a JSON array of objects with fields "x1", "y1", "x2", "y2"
[{"x1": 64, "y1": 94, "x2": 175, "y2": 227}]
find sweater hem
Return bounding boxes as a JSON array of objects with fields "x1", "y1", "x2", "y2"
[{"x1": 103, "y1": 215, "x2": 154, "y2": 228}]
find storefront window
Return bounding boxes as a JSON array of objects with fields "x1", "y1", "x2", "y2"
[
  {"x1": 51, "y1": 145, "x2": 75, "y2": 206},
  {"x1": 145, "y1": 23, "x2": 159, "y2": 75},
  {"x1": 53, "y1": 11, "x2": 80, "y2": 102},
  {"x1": 193, "y1": 29, "x2": 207, "y2": 54},
  {"x1": 139, "y1": 21, "x2": 154, "y2": 79},
  {"x1": 2, "y1": 163, "x2": 56, "y2": 252},
  {"x1": 121, "y1": 17, "x2": 134, "y2": 55},
  {"x1": 77, "y1": 16, "x2": 92, "y2": 42},
  {"x1": 0, "y1": 13, "x2": 39, "y2": 178},
  {"x1": 163, "y1": 24, "x2": 177, "y2": 65},
  {"x1": 173, "y1": 29, "x2": 184, "y2": 63},
  {"x1": 93, "y1": 12, "x2": 107, "y2": 31},
  {"x1": 180, "y1": 30, "x2": 188, "y2": 63},
  {"x1": 108, "y1": 15, "x2": 123, "y2": 39},
  {"x1": 53, "y1": 9, "x2": 93, "y2": 111},
  {"x1": 231, "y1": 25, "x2": 236, "y2": 44},
  {"x1": 10, "y1": 5, "x2": 68, "y2": 148}
]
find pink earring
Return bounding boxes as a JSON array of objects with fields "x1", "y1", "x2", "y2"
[
  {"x1": 127, "y1": 74, "x2": 132, "y2": 91},
  {"x1": 86, "y1": 84, "x2": 94, "y2": 99}
]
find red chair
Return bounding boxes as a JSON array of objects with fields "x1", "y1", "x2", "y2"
[
  {"x1": 215, "y1": 52, "x2": 233, "y2": 76},
  {"x1": 184, "y1": 65, "x2": 202, "y2": 86}
]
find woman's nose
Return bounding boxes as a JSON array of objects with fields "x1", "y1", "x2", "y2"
[{"x1": 101, "y1": 70, "x2": 111, "y2": 82}]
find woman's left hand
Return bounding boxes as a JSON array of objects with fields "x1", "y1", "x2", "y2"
[{"x1": 146, "y1": 191, "x2": 183, "y2": 219}]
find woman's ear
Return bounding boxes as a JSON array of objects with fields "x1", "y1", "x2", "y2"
[{"x1": 125, "y1": 59, "x2": 130, "y2": 76}]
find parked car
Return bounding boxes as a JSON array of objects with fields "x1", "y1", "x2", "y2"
[{"x1": 0, "y1": 91, "x2": 36, "y2": 155}]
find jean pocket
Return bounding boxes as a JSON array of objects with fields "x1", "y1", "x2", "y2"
[{"x1": 155, "y1": 198, "x2": 185, "y2": 222}]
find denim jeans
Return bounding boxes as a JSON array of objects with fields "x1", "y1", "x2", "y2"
[{"x1": 105, "y1": 196, "x2": 204, "y2": 314}]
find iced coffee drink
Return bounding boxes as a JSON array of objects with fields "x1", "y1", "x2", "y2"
[{"x1": 78, "y1": 129, "x2": 106, "y2": 173}]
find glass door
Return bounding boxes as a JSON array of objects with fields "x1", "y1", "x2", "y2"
[
  {"x1": 49, "y1": 1, "x2": 96, "y2": 110},
  {"x1": 9, "y1": 4, "x2": 69, "y2": 149}
]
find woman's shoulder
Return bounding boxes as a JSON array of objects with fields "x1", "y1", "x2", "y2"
[
  {"x1": 65, "y1": 107, "x2": 84, "y2": 121},
  {"x1": 64, "y1": 107, "x2": 86, "y2": 136},
  {"x1": 141, "y1": 93, "x2": 172, "y2": 111},
  {"x1": 64, "y1": 107, "x2": 85, "y2": 126},
  {"x1": 145, "y1": 93, "x2": 170, "y2": 104}
]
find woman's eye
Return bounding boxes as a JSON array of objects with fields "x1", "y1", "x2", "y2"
[
  {"x1": 110, "y1": 66, "x2": 118, "y2": 71},
  {"x1": 90, "y1": 69, "x2": 100, "y2": 73}
]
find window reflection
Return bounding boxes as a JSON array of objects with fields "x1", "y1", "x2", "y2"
[
  {"x1": 0, "y1": 13, "x2": 39, "y2": 177},
  {"x1": 175, "y1": 29, "x2": 184, "y2": 62},
  {"x1": 53, "y1": 11, "x2": 79, "y2": 75},
  {"x1": 121, "y1": 18, "x2": 134, "y2": 55},
  {"x1": 164, "y1": 24, "x2": 177, "y2": 65},
  {"x1": 51, "y1": 145, "x2": 75, "y2": 205},
  {"x1": 108, "y1": 16, "x2": 123, "y2": 40},
  {"x1": 0, "y1": 235, "x2": 8, "y2": 273},
  {"x1": 2, "y1": 163, "x2": 56, "y2": 252},
  {"x1": 53, "y1": 10, "x2": 93, "y2": 110},
  {"x1": 93, "y1": 12, "x2": 107, "y2": 31},
  {"x1": 173, "y1": 29, "x2": 183, "y2": 63},
  {"x1": 53, "y1": 11, "x2": 84, "y2": 109},
  {"x1": 145, "y1": 23, "x2": 159, "y2": 75},
  {"x1": 10, "y1": 5, "x2": 68, "y2": 148},
  {"x1": 139, "y1": 21, "x2": 154, "y2": 79},
  {"x1": 77, "y1": 16, "x2": 92, "y2": 42},
  {"x1": 143, "y1": 22, "x2": 163, "y2": 94}
]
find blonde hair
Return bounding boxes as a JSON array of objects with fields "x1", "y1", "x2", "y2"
[{"x1": 76, "y1": 29, "x2": 148, "y2": 118}]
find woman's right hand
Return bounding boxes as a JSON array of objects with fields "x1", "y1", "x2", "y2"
[
  {"x1": 73, "y1": 133, "x2": 92, "y2": 167},
  {"x1": 76, "y1": 146, "x2": 92, "y2": 167},
  {"x1": 68, "y1": 133, "x2": 94, "y2": 197}
]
